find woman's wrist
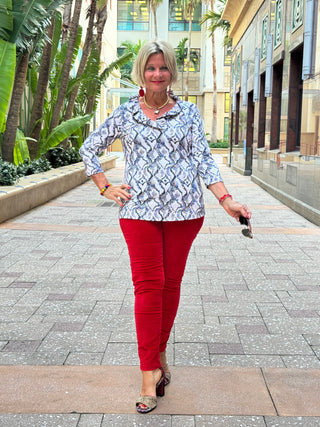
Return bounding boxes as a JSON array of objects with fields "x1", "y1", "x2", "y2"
[
  {"x1": 100, "y1": 183, "x2": 112, "y2": 196},
  {"x1": 219, "y1": 193, "x2": 232, "y2": 205}
]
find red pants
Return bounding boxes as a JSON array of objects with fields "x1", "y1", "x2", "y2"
[{"x1": 120, "y1": 217, "x2": 204, "y2": 371}]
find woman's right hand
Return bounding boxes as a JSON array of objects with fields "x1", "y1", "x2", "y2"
[{"x1": 103, "y1": 183, "x2": 131, "y2": 207}]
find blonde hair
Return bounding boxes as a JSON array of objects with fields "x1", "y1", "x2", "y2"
[{"x1": 132, "y1": 40, "x2": 178, "y2": 87}]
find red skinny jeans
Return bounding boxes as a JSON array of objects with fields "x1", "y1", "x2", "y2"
[{"x1": 120, "y1": 217, "x2": 204, "y2": 371}]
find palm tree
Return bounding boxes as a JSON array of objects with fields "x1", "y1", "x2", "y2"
[
  {"x1": 175, "y1": 0, "x2": 202, "y2": 101},
  {"x1": 64, "y1": 0, "x2": 97, "y2": 121},
  {"x1": 27, "y1": 18, "x2": 55, "y2": 157},
  {"x1": 147, "y1": 0, "x2": 163, "y2": 39},
  {"x1": 61, "y1": 0, "x2": 72, "y2": 45},
  {"x1": 200, "y1": 0, "x2": 230, "y2": 143},
  {"x1": 49, "y1": 0, "x2": 83, "y2": 133},
  {"x1": 119, "y1": 39, "x2": 145, "y2": 84},
  {"x1": 1, "y1": 0, "x2": 64, "y2": 163},
  {"x1": 84, "y1": 0, "x2": 109, "y2": 117}
]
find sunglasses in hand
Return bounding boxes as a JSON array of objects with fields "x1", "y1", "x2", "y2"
[{"x1": 239, "y1": 216, "x2": 253, "y2": 239}]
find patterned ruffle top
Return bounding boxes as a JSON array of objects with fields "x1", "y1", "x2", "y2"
[{"x1": 80, "y1": 95, "x2": 223, "y2": 221}]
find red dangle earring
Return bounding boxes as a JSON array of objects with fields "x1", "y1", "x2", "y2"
[{"x1": 139, "y1": 86, "x2": 145, "y2": 97}]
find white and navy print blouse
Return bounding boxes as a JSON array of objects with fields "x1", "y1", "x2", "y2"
[{"x1": 80, "y1": 95, "x2": 223, "y2": 221}]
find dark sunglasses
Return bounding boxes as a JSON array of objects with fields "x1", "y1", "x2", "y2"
[{"x1": 239, "y1": 216, "x2": 253, "y2": 239}]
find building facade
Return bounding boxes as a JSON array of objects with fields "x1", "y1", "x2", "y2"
[{"x1": 223, "y1": 0, "x2": 320, "y2": 225}]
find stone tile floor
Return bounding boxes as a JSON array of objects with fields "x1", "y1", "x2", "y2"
[{"x1": 0, "y1": 159, "x2": 319, "y2": 426}]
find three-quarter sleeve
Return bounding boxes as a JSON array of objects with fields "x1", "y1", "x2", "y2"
[
  {"x1": 190, "y1": 104, "x2": 223, "y2": 186},
  {"x1": 79, "y1": 107, "x2": 123, "y2": 176}
]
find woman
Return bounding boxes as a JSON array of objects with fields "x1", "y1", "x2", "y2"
[{"x1": 80, "y1": 40, "x2": 251, "y2": 413}]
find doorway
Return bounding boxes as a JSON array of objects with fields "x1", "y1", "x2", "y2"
[
  {"x1": 270, "y1": 60, "x2": 283, "y2": 150},
  {"x1": 287, "y1": 45, "x2": 303, "y2": 152}
]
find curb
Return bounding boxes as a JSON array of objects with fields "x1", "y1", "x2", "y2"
[{"x1": 0, "y1": 154, "x2": 118, "y2": 224}]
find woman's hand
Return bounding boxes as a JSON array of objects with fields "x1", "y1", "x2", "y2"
[
  {"x1": 221, "y1": 197, "x2": 251, "y2": 221},
  {"x1": 103, "y1": 184, "x2": 131, "y2": 207}
]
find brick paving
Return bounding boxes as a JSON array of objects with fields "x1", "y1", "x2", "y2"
[{"x1": 0, "y1": 157, "x2": 320, "y2": 426}]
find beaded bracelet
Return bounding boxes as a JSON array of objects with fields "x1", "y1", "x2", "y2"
[
  {"x1": 100, "y1": 183, "x2": 112, "y2": 196},
  {"x1": 219, "y1": 193, "x2": 232, "y2": 205}
]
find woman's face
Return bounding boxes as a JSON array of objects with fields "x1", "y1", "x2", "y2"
[{"x1": 143, "y1": 53, "x2": 171, "y2": 93}]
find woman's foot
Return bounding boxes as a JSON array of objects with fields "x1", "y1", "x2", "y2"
[
  {"x1": 160, "y1": 351, "x2": 171, "y2": 385},
  {"x1": 136, "y1": 368, "x2": 165, "y2": 413}
]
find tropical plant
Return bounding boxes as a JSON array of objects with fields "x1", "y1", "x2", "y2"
[
  {"x1": 84, "y1": 0, "x2": 109, "y2": 118},
  {"x1": 38, "y1": 114, "x2": 92, "y2": 157},
  {"x1": 175, "y1": 37, "x2": 199, "y2": 95},
  {"x1": 0, "y1": 40, "x2": 16, "y2": 134},
  {"x1": 0, "y1": 0, "x2": 65, "y2": 163},
  {"x1": 118, "y1": 39, "x2": 144, "y2": 84},
  {"x1": 200, "y1": 0, "x2": 230, "y2": 142},
  {"x1": 27, "y1": 17, "x2": 57, "y2": 156},
  {"x1": 174, "y1": 0, "x2": 202, "y2": 101},
  {"x1": 49, "y1": 0, "x2": 83, "y2": 133},
  {"x1": 64, "y1": 0, "x2": 97, "y2": 121},
  {"x1": 13, "y1": 128, "x2": 32, "y2": 165}
]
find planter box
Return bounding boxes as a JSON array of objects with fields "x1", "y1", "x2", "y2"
[
  {"x1": 0, "y1": 154, "x2": 118, "y2": 223},
  {"x1": 210, "y1": 148, "x2": 229, "y2": 164}
]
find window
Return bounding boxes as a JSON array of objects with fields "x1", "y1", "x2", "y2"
[
  {"x1": 225, "y1": 93, "x2": 230, "y2": 113},
  {"x1": 117, "y1": 0, "x2": 149, "y2": 31},
  {"x1": 236, "y1": 53, "x2": 241, "y2": 84},
  {"x1": 274, "y1": 0, "x2": 283, "y2": 48},
  {"x1": 292, "y1": 0, "x2": 304, "y2": 32},
  {"x1": 175, "y1": 48, "x2": 200, "y2": 72},
  {"x1": 169, "y1": 0, "x2": 201, "y2": 31},
  {"x1": 180, "y1": 95, "x2": 197, "y2": 104},
  {"x1": 261, "y1": 15, "x2": 268, "y2": 60}
]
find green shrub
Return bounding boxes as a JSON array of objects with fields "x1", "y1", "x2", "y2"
[
  {"x1": 208, "y1": 141, "x2": 229, "y2": 149},
  {"x1": 16, "y1": 157, "x2": 51, "y2": 177},
  {"x1": 0, "y1": 148, "x2": 80, "y2": 186},
  {"x1": 0, "y1": 160, "x2": 18, "y2": 185},
  {"x1": 47, "y1": 147, "x2": 81, "y2": 168}
]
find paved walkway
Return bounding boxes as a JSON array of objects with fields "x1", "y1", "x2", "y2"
[{"x1": 0, "y1": 158, "x2": 320, "y2": 426}]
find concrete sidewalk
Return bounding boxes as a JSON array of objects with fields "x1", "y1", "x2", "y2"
[{"x1": 0, "y1": 159, "x2": 320, "y2": 426}]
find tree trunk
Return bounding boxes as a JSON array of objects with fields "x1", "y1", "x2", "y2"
[
  {"x1": 152, "y1": 6, "x2": 158, "y2": 39},
  {"x1": 95, "y1": 5, "x2": 107, "y2": 57},
  {"x1": 27, "y1": 19, "x2": 55, "y2": 158},
  {"x1": 2, "y1": 53, "x2": 30, "y2": 163},
  {"x1": 211, "y1": 9, "x2": 217, "y2": 143},
  {"x1": 64, "y1": 0, "x2": 96, "y2": 121},
  {"x1": 185, "y1": 15, "x2": 193, "y2": 101},
  {"x1": 49, "y1": 0, "x2": 83, "y2": 133},
  {"x1": 84, "y1": 5, "x2": 108, "y2": 117},
  {"x1": 61, "y1": 1, "x2": 72, "y2": 45}
]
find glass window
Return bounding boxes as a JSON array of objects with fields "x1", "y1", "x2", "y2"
[
  {"x1": 169, "y1": 0, "x2": 201, "y2": 31},
  {"x1": 236, "y1": 53, "x2": 241, "y2": 84},
  {"x1": 261, "y1": 14, "x2": 268, "y2": 60},
  {"x1": 180, "y1": 95, "x2": 197, "y2": 104},
  {"x1": 274, "y1": 0, "x2": 283, "y2": 48},
  {"x1": 292, "y1": 0, "x2": 304, "y2": 32},
  {"x1": 117, "y1": 0, "x2": 149, "y2": 31},
  {"x1": 225, "y1": 93, "x2": 230, "y2": 113}
]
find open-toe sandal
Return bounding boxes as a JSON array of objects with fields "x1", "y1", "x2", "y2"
[
  {"x1": 136, "y1": 395, "x2": 158, "y2": 413},
  {"x1": 136, "y1": 368, "x2": 165, "y2": 413}
]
